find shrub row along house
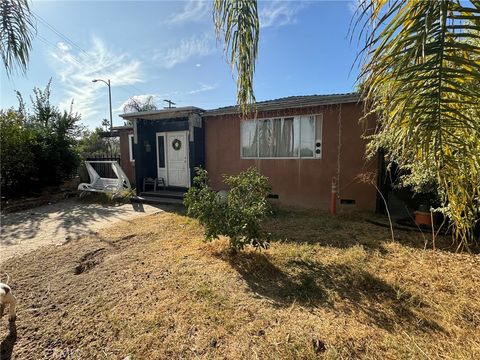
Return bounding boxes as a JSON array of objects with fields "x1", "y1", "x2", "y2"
[{"x1": 116, "y1": 93, "x2": 378, "y2": 211}]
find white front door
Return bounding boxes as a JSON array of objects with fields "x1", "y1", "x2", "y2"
[{"x1": 166, "y1": 131, "x2": 189, "y2": 187}]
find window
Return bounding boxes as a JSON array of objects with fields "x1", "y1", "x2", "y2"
[
  {"x1": 128, "y1": 134, "x2": 135, "y2": 161},
  {"x1": 241, "y1": 115, "x2": 322, "y2": 159},
  {"x1": 157, "y1": 135, "x2": 165, "y2": 168}
]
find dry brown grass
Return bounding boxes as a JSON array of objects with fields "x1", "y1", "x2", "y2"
[{"x1": 1, "y1": 208, "x2": 479, "y2": 359}]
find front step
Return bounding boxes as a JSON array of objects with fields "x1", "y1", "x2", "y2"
[
  {"x1": 131, "y1": 195, "x2": 184, "y2": 206},
  {"x1": 140, "y1": 190, "x2": 185, "y2": 200}
]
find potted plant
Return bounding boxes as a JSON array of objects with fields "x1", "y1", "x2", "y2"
[{"x1": 415, "y1": 204, "x2": 433, "y2": 227}]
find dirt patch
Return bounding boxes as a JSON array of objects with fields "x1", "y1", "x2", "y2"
[
  {"x1": 74, "y1": 248, "x2": 107, "y2": 275},
  {"x1": 0, "y1": 199, "x2": 163, "y2": 264}
]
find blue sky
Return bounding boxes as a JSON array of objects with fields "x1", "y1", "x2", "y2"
[{"x1": 1, "y1": 0, "x2": 362, "y2": 129}]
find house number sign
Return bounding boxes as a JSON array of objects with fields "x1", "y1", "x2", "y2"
[{"x1": 172, "y1": 139, "x2": 182, "y2": 151}]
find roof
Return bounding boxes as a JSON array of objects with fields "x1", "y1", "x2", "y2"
[
  {"x1": 111, "y1": 125, "x2": 133, "y2": 131},
  {"x1": 119, "y1": 106, "x2": 204, "y2": 120},
  {"x1": 204, "y1": 93, "x2": 361, "y2": 117}
]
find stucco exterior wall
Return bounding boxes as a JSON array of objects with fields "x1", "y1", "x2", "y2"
[{"x1": 204, "y1": 102, "x2": 378, "y2": 211}]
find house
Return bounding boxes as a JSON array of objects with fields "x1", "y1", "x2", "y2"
[{"x1": 119, "y1": 93, "x2": 378, "y2": 211}]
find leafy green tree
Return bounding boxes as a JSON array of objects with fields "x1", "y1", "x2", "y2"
[
  {"x1": 77, "y1": 127, "x2": 120, "y2": 158},
  {"x1": 0, "y1": 109, "x2": 35, "y2": 196},
  {"x1": 1, "y1": 81, "x2": 82, "y2": 196},
  {"x1": 184, "y1": 167, "x2": 272, "y2": 252},
  {"x1": 0, "y1": 0, "x2": 36, "y2": 76}
]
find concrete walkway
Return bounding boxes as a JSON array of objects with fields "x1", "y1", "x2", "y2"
[{"x1": 0, "y1": 199, "x2": 162, "y2": 264}]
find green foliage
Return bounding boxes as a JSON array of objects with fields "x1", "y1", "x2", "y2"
[
  {"x1": 0, "y1": 80, "x2": 82, "y2": 197},
  {"x1": 184, "y1": 167, "x2": 272, "y2": 252},
  {"x1": 0, "y1": 110, "x2": 35, "y2": 195},
  {"x1": 77, "y1": 127, "x2": 120, "y2": 158},
  {"x1": 354, "y1": 0, "x2": 480, "y2": 248},
  {"x1": 0, "y1": 0, "x2": 36, "y2": 76}
]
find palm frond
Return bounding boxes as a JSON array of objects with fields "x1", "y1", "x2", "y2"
[
  {"x1": 0, "y1": 0, "x2": 36, "y2": 76},
  {"x1": 214, "y1": 0, "x2": 259, "y2": 114},
  {"x1": 356, "y1": 0, "x2": 480, "y2": 247}
]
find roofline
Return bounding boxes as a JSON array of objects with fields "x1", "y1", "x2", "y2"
[
  {"x1": 111, "y1": 125, "x2": 133, "y2": 130},
  {"x1": 119, "y1": 106, "x2": 204, "y2": 120},
  {"x1": 204, "y1": 93, "x2": 362, "y2": 117}
]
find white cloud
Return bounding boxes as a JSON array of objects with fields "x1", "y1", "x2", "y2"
[
  {"x1": 154, "y1": 34, "x2": 214, "y2": 69},
  {"x1": 188, "y1": 83, "x2": 216, "y2": 94},
  {"x1": 50, "y1": 36, "x2": 143, "y2": 122},
  {"x1": 259, "y1": 1, "x2": 306, "y2": 28},
  {"x1": 57, "y1": 42, "x2": 69, "y2": 51},
  {"x1": 168, "y1": 0, "x2": 210, "y2": 24},
  {"x1": 348, "y1": 0, "x2": 366, "y2": 14}
]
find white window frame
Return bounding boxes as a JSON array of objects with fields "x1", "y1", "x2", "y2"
[
  {"x1": 240, "y1": 114, "x2": 322, "y2": 160},
  {"x1": 128, "y1": 134, "x2": 135, "y2": 162}
]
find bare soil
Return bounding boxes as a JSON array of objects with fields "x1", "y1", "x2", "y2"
[
  {"x1": 0, "y1": 209, "x2": 478, "y2": 359},
  {"x1": 0, "y1": 199, "x2": 162, "y2": 264}
]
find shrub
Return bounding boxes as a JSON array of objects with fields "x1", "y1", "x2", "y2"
[
  {"x1": 0, "y1": 110, "x2": 35, "y2": 196},
  {"x1": 184, "y1": 167, "x2": 272, "y2": 252},
  {"x1": 1, "y1": 81, "x2": 82, "y2": 198}
]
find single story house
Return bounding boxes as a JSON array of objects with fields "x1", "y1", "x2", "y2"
[{"x1": 118, "y1": 93, "x2": 379, "y2": 211}]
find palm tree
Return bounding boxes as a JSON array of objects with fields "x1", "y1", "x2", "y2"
[
  {"x1": 214, "y1": 0, "x2": 259, "y2": 113},
  {"x1": 0, "y1": 0, "x2": 36, "y2": 76},
  {"x1": 355, "y1": 0, "x2": 480, "y2": 247},
  {"x1": 215, "y1": 0, "x2": 480, "y2": 247}
]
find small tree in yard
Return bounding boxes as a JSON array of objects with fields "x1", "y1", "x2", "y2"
[{"x1": 184, "y1": 167, "x2": 272, "y2": 252}]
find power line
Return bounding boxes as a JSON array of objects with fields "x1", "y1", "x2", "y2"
[
  {"x1": 32, "y1": 11, "x2": 151, "y2": 98},
  {"x1": 33, "y1": 11, "x2": 90, "y2": 57}
]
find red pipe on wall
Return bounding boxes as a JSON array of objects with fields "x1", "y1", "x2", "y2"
[{"x1": 331, "y1": 177, "x2": 337, "y2": 215}]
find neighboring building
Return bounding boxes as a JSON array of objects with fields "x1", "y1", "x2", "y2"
[
  {"x1": 119, "y1": 93, "x2": 378, "y2": 211},
  {"x1": 110, "y1": 125, "x2": 135, "y2": 184}
]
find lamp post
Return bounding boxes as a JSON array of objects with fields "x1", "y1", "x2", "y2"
[{"x1": 92, "y1": 79, "x2": 112, "y2": 131}]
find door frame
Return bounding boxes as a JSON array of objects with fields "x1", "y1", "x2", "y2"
[{"x1": 157, "y1": 130, "x2": 190, "y2": 188}]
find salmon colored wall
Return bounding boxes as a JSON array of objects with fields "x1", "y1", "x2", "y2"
[
  {"x1": 118, "y1": 129, "x2": 135, "y2": 185},
  {"x1": 204, "y1": 103, "x2": 378, "y2": 211}
]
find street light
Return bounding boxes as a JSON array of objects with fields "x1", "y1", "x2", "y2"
[{"x1": 92, "y1": 78, "x2": 112, "y2": 131}]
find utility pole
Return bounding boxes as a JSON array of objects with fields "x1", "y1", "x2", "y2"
[
  {"x1": 164, "y1": 99, "x2": 176, "y2": 109},
  {"x1": 92, "y1": 79, "x2": 113, "y2": 131}
]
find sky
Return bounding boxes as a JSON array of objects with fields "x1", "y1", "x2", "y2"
[{"x1": 1, "y1": 0, "x2": 363, "y2": 130}]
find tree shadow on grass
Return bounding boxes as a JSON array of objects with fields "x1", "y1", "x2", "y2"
[
  {"x1": 0, "y1": 198, "x2": 171, "y2": 248},
  {"x1": 265, "y1": 209, "x2": 472, "y2": 254},
  {"x1": 215, "y1": 250, "x2": 444, "y2": 334}
]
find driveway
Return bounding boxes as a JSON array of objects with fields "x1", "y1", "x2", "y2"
[{"x1": 0, "y1": 199, "x2": 162, "y2": 264}]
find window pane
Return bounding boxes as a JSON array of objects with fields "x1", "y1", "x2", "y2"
[
  {"x1": 258, "y1": 119, "x2": 273, "y2": 157},
  {"x1": 241, "y1": 119, "x2": 258, "y2": 157},
  {"x1": 130, "y1": 136, "x2": 135, "y2": 160},
  {"x1": 300, "y1": 115, "x2": 315, "y2": 157},
  {"x1": 272, "y1": 117, "x2": 297, "y2": 157},
  {"x1": 157, "y1": 136, "x2": 165, "y2": 168}
]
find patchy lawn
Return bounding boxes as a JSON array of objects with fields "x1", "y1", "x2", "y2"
[{"x1": 1, "y1": 209, "x2": 479, "y2": 359}]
